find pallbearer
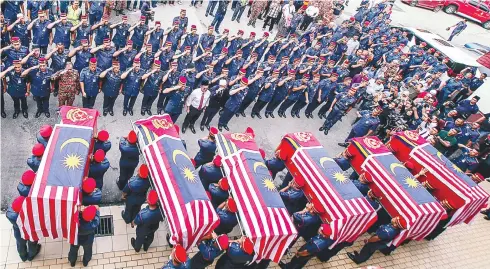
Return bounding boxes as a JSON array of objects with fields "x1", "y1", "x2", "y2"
[
  {"x1": 82, "y1": 178, "x2": 102, "y2": 206},
  {"x1": 131, "y1": 190, "x2": 163, "y2": 252},
  {"x1": 189, "y1": 233, "x2": 228, "y2": 269},
  {"x1": 36, "y1": 125, "x2": 53, "y2": 147},
  {"x1": 215, "y1": 236, "x2": 254, "y2": 269},
  {"x1": 121, "y1": 165, "x2": 151, "y2": 225},
  {"x1": 94, "y1": 130, "x2": 111, "y2": 153},
  {"x1": 193, "y1": 127, "x2": 218, "y2": 168},
  {"x1": 118, "y1": 130, "x2": 140, "y2": 190},
  {"x1": 88, "y1": 149, "x2": 110, "y2": 190},
  {"x1": 199, "y1": 155, "x2": 224, "y2": 189},
  {"x1": 208, "y1": 178, "x2": 229, "y2": 208},
  {"x1": 17, "y1": 170, "x2": 35, "y2": 197},
  {"x1": 162, "y1": 245, "x2": 190, "y2": 269},
  {"x1": 27, "y1": 143, "x2": 45, "y2": 172},
  {"x1": 214, "y1": 197, "x2": 238, "y2": 235},
  {"x1": 68, "y1": 205, "x2": 100, "y2": 267}
]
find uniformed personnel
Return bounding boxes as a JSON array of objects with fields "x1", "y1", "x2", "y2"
[
  {"x1": 94, "y1": 130, "x2": 111, "y2": 153},
  {"x1": 82, "y1": 177, "x2": 102, "y2": 206},
  {"x1": 118, "y1": 130, "x2": 140, "y2": 190},
  {"x1": 193, "y1": 127, "x2": 218, "y2": 168},
  {"x1": 88, "y1": 149, "x2": 110, "y2": 190},
  {"x1": 214, "y1": 197, "x2": 238, "y2": 235},
  {"x1": 17, "y1": 170, "x2": 35, "y2": 197},
  {"x1": 199, "y1": 155, "x2": 224, "y2": 189},
  {"x1": 121, "y1": 165, "x2": 151, "y2": 225},
  {"x1": 27, "y1": 143, "x2": 45, "y2": 172},
  {"x1": 208, "y1": 177, "x2": 230, "y2": 208},
  {"x1": 190, "y1": 233, "x2": 228, "y2": 269},
  {"x1": 131, "y1": 190, "x2": 164, "y2": 252},
  {"x1": 68, "y1": 205, "x2": 100, "y2": 267}
]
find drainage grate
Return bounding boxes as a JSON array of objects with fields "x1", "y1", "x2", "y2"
[
  {"x1": 433, "y1": 38, "x2": 454, "y2": 47},
  {"x1": 95, "y1": 215, "x2": 114, "y2": 237}
]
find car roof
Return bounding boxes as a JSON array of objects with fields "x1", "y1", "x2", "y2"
[{"x1": 400, "y1": 26, "x2": 482, "y2": 67}]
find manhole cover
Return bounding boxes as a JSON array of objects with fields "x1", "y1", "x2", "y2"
[{"x1": 95, "y1": 215, "x2": 114, "y2": 237}]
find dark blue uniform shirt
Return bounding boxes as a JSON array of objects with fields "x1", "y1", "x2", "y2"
[
  {"x1": 27, "y1": 67, "x2": 54, "y2": 97},
  {"x1": 80, "y1": 67, "x2": 103, "y2": 97}
]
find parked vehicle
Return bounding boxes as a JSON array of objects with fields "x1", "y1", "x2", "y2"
[
  {"x1": 464, "y1": 42, "x2": 490, "y2": 55},
  {"x1": 403, "y1": 0, "x2": 490, "y2": 29}
]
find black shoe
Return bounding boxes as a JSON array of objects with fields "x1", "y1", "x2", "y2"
[
  {"x1": 70, "y1": 261, "x2": 76, "y2": 267},
  {"x1": 200, "y1": 125, "x2": 205, "y2": 131},
  {"x1": 23, "y1": 111, "x2": 28, "y2": 118},
  {"x1": 295, "y1": 113, "x2": 300, "y2": 118},
  {"x1": 264, "y1": 112, "x2": 269, "y2": 118},
  {"x1": 223, "y1": 125, "x2": 229, "y2": 131},
  {"x1": 318, "y1": 114, "x2": 325, "y2": 119},
  {"x1": 166, "y1": 234, "x2": 174, "y2": 248},
  {"x1": 182, "y1": 127, "x2": 187, "y2": 133},
  {"x1": 141, "y1": 110, "x2": 145, "y2": 116},
  {"x1": 205, "y1": 124, "x2": 210, "y2": 130},
  {"x1": 123, "y1": 110, "x2": 127, "y2": 116},
  {"x1": 235, "y1": 113, "x2": 240, "y2": 117},
  {"x1": 270, "y1": 113, "x2": 275, "y2": 118},
  {"x1": 53, "y1": 92, "x2": 58, "y2": 97},
  {"x1": 251, "y1": 113, "x2": 255, "y2": 118},
  {"x1": 45, "y1": 112, "x2": 50, "y2": 118},
  {"x1": 240, "y1": 112, "x2": 246, "y2": 117},
  {"x1": 256, "y1": 114, "x2": 262, "y2": 119},
  {"x1": 278, "y1": 262, "x2": 286, "y2": 269},
  {"x1": 219, "y1": 109, "x2": 223, "y2": 116},
  {"x1": 143, "y1": 244, "x2": 149, "y2": 252},
  {"x1": 27, "y1": 244, "x2": 41, "y2": 261},
  {"x1": 309, "y1": 113, "x2": 314, "y2": 119},
  {"x1": 35, "y1": 111, "x2": 42, "y2": 118},
  {"x1": 21, "y1": 256, "x2": 27, "y2": 262},
  {"x1": 147, "y1": 110, "x2": 152, "y2": 116},
  {"x1": 82, "y1": 260, "x2": 89, "y2": 267},
  {"x1": 103, "y1": 111, "x2": 108, "y2": 116},
  {"x1": 338, "y1": 143, "x2": 349, "y2": 147},
  {"x1": 347, "y1": 252, "x2": 360, "y2": 264},
  {"x1": 324, "y1": 129, "x2": 329, "y2": 135},
  {"x1": 189, "y1": 125, "x2": 196, "y2": 134},
  {"x1": 109, "y1": 111, "x2": 114, "y2": 116},
  {"x1": 218, "y1": 125, "x2": 223, "y2": 132},
  {"x1": 129, "y1": 110, "x2": 134, "y2": 116},
  {"x1": 131, "y1": 237, "x2": 140, "y2": 252},
  {"x1": 157, "y1": 109, "x2": 163, "y2": 115},
  {"x1": 319, "y1": 127, "x2": 324, "y2": 131},
  {"x1": 1, "y1": 111, "x2": 6, "y2": 118},
  {"x1": 13, "y1": 112, "x2": 19, "y2": 119}
]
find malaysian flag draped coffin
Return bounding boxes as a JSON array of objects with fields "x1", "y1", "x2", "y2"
[
  {"x1": 346, "y1": 136, "x2": 447, "y2": 246},
  {"x1": 215, "y1": 131, "x2": 298, "y2": 263},
  {"x1": 388, "y1": 131, "x2": 489, "y2": 226},
  {"x1": 133, "y1": 115, "x2": 220, "y2": 250},
  {"x1": 17, "y1": 124, "x2": 95, "y2": 245},
  {"x1": 276, "y1": 132, "x2": 377, "y2": 247},
  {"x1": 59, "y1": 106, "x2": 99, "y2": 129}
]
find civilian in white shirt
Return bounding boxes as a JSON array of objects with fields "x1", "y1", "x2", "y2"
[
  {"x1": 182, "y1": 81, "x2": 211, "y2": 134},
  {"x1": 300, "y1": 2, "x2": 319, "y2": 31},
  {"x1": 366, "y1": 78, "x2": 385, "y2": 95},
  {"x1": 346, "y1": 35, "x2": 360, "y2": 56}
]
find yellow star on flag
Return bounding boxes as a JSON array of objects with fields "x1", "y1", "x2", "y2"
[
  {"x1": 63, "y1": 154, "x2": 83, "y2": 169},
  {"x1": 333, "y1": 171, "x2": 348, "y2": 184},
  {"x1": 182, "y1": 166, "x2": 197, "y2": 183},
  {"x1": 263, "y1": 178, "x2": 277, "y2": 192},
  {"x1": 405, "y1": 176, "x2": 419, "y2": 188}
]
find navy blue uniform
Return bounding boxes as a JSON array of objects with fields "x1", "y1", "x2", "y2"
[
  {"x1": 219, "y1": 85, "x2": 248, "y2": 128},
  {"x1": 131, "y1": 24, "x2": 149, "y2": 51},
  {"x1": 6, "y1": 69, "x2": 28, "y2": 113},
  {"x1": 73, "y1": 49, "x2": 92, "y2": 73},
  {"x1": 265, "y1": 157, "x2": 285, "y2": 179},
  {"x1": 322, "y1": 93, "x2": 357, "y2": 131},
  {"x1": 215, "y1": 242, "x2": 254, "y2": 269},
  {"x1": 2, "y1": 46, "x2": 29, "y2": 67},
  {"x1": 27, "y1": 67, "x2": 54, "y2": 113},
  {"x1": 95, "y1": 48, "x2": 116, "y2": 71},
  {"x1": 82, "y1": 189, "x2": 102, "y2": 205},
  {"x1": 282, "y1": 234, "x2": 334, "y2": 269},
  {"x1": 265, "y1": 79, "x2": 293, "y2": 115},
  {"x1": 122, "y1": 68, "x2": 146, "y2": 112},
  {"x1": 88, "y1": 158, "x2": 110, "y2": 189},
  {"x1": 53, "y1": 21, "x2": 73, "y2": 48},
  {"x1": 164, "y1": 86, "x2": 191, "y2": 123},
  {"x1": 68, "y1": 211, "x2": 100, "y2": 265},
  {"x1": 190, "y1": 238, "x2": 224, "y2": 269},
  {"x1": 194, "y1": 139, "x2": 217, "y2": 168},
  {"x1": 133, "y1": 206, "x2": 164, "y2": 251},
  {"x1": 214, "y1": 208, "x2": 238, "y2": 235},
  {"x1": 118, "y1": 50, "x2": 138, "y2": 72},
  {"x1": 122, "y1": 176, "x2": 151, "y2": 224},
  {"x1": 293, "y1": 211, "x2": 321, "y2": 242},
  {"x1": 112, "y1": 23, "x2": 131, "y2": 50},
  {"x1": 199, "y1": 163, "x2": 223, "y2": 189},
  {"x1": 94, "y1": 140, "x2": 112, "y2": 154},
  {"x1": 6, "y1": 207, "x2": 40, "y2": 261},
  {"x1": 118, "y1": 137, "x2": 140, "y2": 190},
  {"x1": 345, "y1": 110, "x2": 380, "y2": 142},
  {"x1": 17, "y1": 183, "x2": 31, "y2": 197},
  {"x1": 209, "y1": 183, "x2": 229, "y2": 208},
  {"x1": 350, "y1": 224, "x2": 400, "y2": 263},
  {"x1": 80, "y1": 67, "x2": 102, "y2": 108},
  {"x1": 334, "y1": 157, "x2": 351, "y2": 171},
  {"x1": 280, "y1": 187, "x2": 306, "y2": 214},
  {"x1": 27, "y1": 155, "x2": 42, "y2": 172},
  {"x1": 73, "y1": 24, "x2": 92, "y2": 47},
  {"x1": 451, "y1": 147, "x2": 479, "y2": 172}
]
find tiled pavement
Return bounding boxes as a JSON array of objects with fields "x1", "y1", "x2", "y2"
[{"x1": 2, "y1": 190, "x2": 490, "y2": 269}]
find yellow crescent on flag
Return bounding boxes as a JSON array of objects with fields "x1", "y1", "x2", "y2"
[
  {"x1": 172, "y1": 149, "x2": 192, "y2": 164},
  {"x1": 320, "y1": 157, "x2": 335, "y2": 168},
  {"x1": 253, "y1": 162, "x2": 268, "y2": 173},
  {"x1": 60, "y1": 138, "x2": 90, "y2": 151},
  {"x1": 437, "y1": 151, "x2": 444, "y2": 161},
  {"x1": 390, "y1": 163, "x2": 406, "y2": 175}
]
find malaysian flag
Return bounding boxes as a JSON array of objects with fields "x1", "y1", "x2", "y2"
[
  {"x1": 134, "y1": 115, "x2": 220, "y2": 250},
  {"x1": 216, "y1": 132, "x2": 297, "y2": 263},
  {"x1": 17, "y1": 125, "x2": 94, "y2": 245},
  {"x1": 390, "y1": 131, "x2": 489, "y2": 226},
  {"x1": 280, "y1": 133, "x2": 377, "y2": 248},
  {"x1": 350, "y1": 137, "x2": 447, "y2": 246}
]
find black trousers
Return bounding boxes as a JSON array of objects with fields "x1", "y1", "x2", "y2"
[
  {"x1": 238, "y1": 97, "x2": 255, "y2": 114},
  {"x1": 134, "y1": 230, "x2": 156, "y2": 252},
  {"x1": 156, "y1": 92, "x2": 169, "y2": 110},
  {"x1": 291, "y1": 100, "x2": 307, "y2": 114},
  {"x1": 123, "y1": 95, "x2": 137, "y2": 111},
  {"x1": 283, "y1": 255, "x2": 313, "y2": 269},
  {"x1": 103, "y1": 95, "x2": 118, "y2": 112},
  {"x1": 352, "y1": 241, "x2": 389, "y2": 263},
  {"x1": 68, "y1": 235, "x2": 94, "y2": 265},
  {"x1": 305, "y1": 99, "x2": 322, "y2": 114},
  {"x1": 1, "y1": 93, "x2": 5, "y2": 113},
  {"x1": 39, "y1": 46, "x2": 48, "y2": 54},
  {"x1": 82, "y1": 95, "x2": 97, "y2": 109},
  {"x1": 11, "y1": 96, "x2": 28, "y2": 112},
  {"x1": 252, "y1": 100, "x2": 268, "y2": 115},
  {"x1": 183, "y1": 106, "x2": 204, "y2": 128},
  {"x1": 265, "y1": 98, "x2": 283, "y2": 114},
  {"x1": 200, "y1": 106, "x2": 220, "y2": 126},
  {"x1": 263, "y1": 16, "x2": 278, "y2": 31},
  {"x1": 278, "y1": 99, "x2": 296, "y2": 114},
  {"x1": 141, "y1": 95, "x2": 157, "y2": 111},
  {"x1": 300, "y1": 15, "x2": 314, "y2": 31},
  {"x1": 34, "y1": 95, "x2": 50, "y2": 113}
]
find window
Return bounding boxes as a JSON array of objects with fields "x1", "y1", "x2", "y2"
[
  {"x1": 479, "y1": 4, "x2": 489, "y2": 13},
  {"x1": 469, "y1": 0, "x2": 480, "y2": 8}
]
